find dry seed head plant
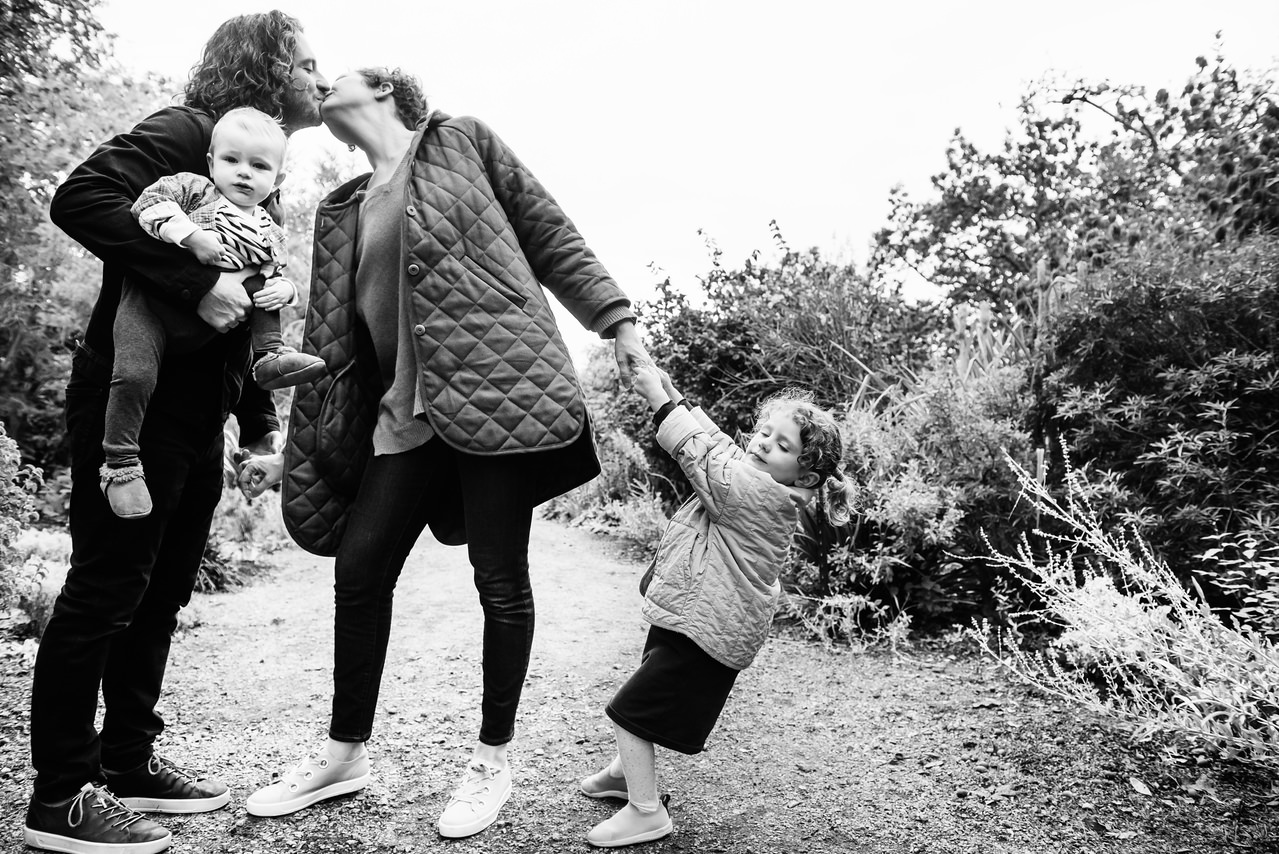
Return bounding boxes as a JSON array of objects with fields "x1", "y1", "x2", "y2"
[{"x1": 973, "y1": 450, "x2": 1279, "y2": 771}]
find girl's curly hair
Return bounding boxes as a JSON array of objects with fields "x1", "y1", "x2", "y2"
[
  {"x1": 356, "y1": 67, "x2": 430, "y2": 130},
  {"x1": 183, "y1": 11, "x2": 301, "y2": 121},
  {"x1": 755, "y1": 388, "x2": 853, "y2": 526}
]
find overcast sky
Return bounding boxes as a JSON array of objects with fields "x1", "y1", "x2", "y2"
[{"x1": 96, "y1": 1, "x2": 1279, "y2": 354}]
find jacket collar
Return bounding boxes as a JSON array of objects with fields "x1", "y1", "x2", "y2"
[{"x1": 320, "y1": 110, "x2": 455, "y2": 211}]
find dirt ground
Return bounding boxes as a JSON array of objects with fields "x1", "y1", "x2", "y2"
[{"x1": 0, "y1": 517, "x2": 1276, "y2": 853}]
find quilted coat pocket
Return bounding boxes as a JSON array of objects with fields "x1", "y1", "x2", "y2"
[
  {"x1": 645, "y1": 519, "x2": 701, "y2": 617},
  {"x1": 459, "y1": 255, "x2": 528, "y2": 309}
]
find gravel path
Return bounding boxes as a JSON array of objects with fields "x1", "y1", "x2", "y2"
[{"x1": 0, "y1": 517, "x2": 1273, "y2": 852}]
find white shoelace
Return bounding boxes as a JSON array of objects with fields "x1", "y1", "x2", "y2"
[
  {"x1": 448, "y1": 762, "x2": 499, "y2": 807},
  {"x1": 68, "y1": 785, "x2": 145, "y2": 831}
]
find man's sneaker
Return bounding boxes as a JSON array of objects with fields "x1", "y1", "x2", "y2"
[
  {"x1": 104, "y1": 755, "x2": 230, "y2": 814},
  {"x1": 251, "y1": 347, "x2": 326, "y2": 391},
  {"x1": 437, "y1": 760, "x2": 512, "y2": 838},
  {"x1": 24, "y1": 783, "x2": 172, "y2": 854},
  {"x1": 579, "y1": 765, "x2": 629, "y2": 800},
  {"x1": 245, "y1": 749, "x2": 370, "y2": 818},
  {"x1": 586, "y1": 795, "x2": 673, "y2": 848}
]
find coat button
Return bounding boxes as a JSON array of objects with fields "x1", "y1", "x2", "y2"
[
  {"x1": 407, "y1": 263, "x2": 421, "y2": 276},
  {"x1": 406, "y1": 205, "x2": 417, "y2": 217},
  {"x1": 413, "y1": 324, "x2": 426, "y2": 336}
]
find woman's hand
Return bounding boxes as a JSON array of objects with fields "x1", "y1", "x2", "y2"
[
  {"x1": 253, "y1": 277, "x2": 296, "y2": 312},
  {"x1": 612, "y1": 320, "x2": 650, "y2": 384},
  {"x1": 235, "y1": 450, "x2": 285, "y2": 499}
]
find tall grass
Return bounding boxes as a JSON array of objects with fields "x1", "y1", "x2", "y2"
[{"x1": 974, "y1": 451, "x2": 1279, "y2": 770}]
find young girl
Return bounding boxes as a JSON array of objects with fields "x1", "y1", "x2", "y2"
[{"x1": 579, "y1": 364, "x2": 852, "y2": 848}]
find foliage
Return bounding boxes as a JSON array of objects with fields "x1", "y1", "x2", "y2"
[
  {"x1": 0, "y1": 420, "x2": 42, "y2": 563},
  {"x1": 621, "y1": 232, "x2": 944, "y2": 508},
  {"x1": 197, "y1": 479, "x2": 290, "y2": 594},
  {"x1": 976, "y1": 454, "x2": 1279, "y2": 772},
  {"x1": 784, "y1": 356, "x2": 1034, "y2": 637},
  {"x1": 1043, "y1": 236, "x2": 1279, "y2": 585},
  {"x1": 873, "y1": 49, "x2": 1279, "y2": 307},
  {"x1": 1197, "y1": 531, "x2": 1279, "y2": 639},
  {"x1": 1, "y1": 0, "x2": 173, "y2": 467},
  {"x1": 0, "y1": 527, "x2": 69, "y2": 638},
  {"x1": 0, "y1": 418, "x2": 48, "y2": 635}
]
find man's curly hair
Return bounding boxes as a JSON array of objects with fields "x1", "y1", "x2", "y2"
[
  {"x1": 183, "y1": 11, "x2": 301, "y2": 120},
  {"x1": 357, "y1": 67, "x2": 430, "y2": 130}
]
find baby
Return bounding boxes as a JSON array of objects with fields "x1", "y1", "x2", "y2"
[{"x1": 101, "y1": 107, "x2": 324, "y2": 519}]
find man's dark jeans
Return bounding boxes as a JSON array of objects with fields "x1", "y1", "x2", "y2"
[
  {"x1": 329, "y1": 437, "x2": 537, "y2": 747},
  {"x1": 31, "y1": 343, "x2": 226, "y2": 803}
]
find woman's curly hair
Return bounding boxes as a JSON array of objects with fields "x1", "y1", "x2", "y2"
[
  {"x1": 183, "y1": 11, "x2": 301, "y2": 121},
  {"x1": 357, "y1": 67, "x2": 430, "y2": 130},
  {"x1": 755, "y1": 388, "x2": 853, "y2": 526}
]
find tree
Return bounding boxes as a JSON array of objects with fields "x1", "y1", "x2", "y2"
[{"x1": 872, "y1": 49, "x2": 1279, "y2": 309}]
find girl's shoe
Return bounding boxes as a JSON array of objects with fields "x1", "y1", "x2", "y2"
[
  {"x1": 100, "y1": 464, "x2": 152, "y2": 519},
  {"x1": 586, "y1": 795, "x2": 673, "y2": 848},
  {"x1": 245, "y1": 749, "x2": 370, "y2": 817},
  {"x1": 579, "y1": 766, "x2": 629, "y2": 800}
]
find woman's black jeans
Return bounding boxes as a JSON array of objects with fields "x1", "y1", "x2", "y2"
[{"x1": 329, "y1": 436, "x2": 537, "y2": 747}]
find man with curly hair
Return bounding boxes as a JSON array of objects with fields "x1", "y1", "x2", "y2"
[{"x1": 25, "y1": 11, "x2": 328, "y2": 853}]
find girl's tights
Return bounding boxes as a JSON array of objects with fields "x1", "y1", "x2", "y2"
[{"x1": 613, "y1": 722, "x2": 659, "y2": 811}]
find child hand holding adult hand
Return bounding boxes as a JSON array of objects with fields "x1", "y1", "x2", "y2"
[
  {"x1": 235, "y1": 450, "x2": 284, "y2": 499},
  {"x1": 632, "y1": 362, "x2": 671, "y2": 411}
]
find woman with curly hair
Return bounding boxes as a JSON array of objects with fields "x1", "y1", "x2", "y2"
[
  {"x1": 26, "y1": 11, "x2": 327, "y2": 854},
  {"x1": 237, "y1": 66, "x2": 649, "y2": 839}
]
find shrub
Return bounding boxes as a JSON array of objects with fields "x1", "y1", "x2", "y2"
[
  {"x1": 0, "y1": 420, "x2": 44, "y2": 618},
  {"x1": 633, "y1": 238, "x2": 943, "y2": 507},
  {"x1": 975, "y1": 453, "x2": 1279, "y2": 771},
  {"x1": 783, "y1": 355, "x2": 1035, "y2": 637},
  {"x1": 0, "y1": 527, "x2": 70, "y2": 638},
  {"x1": 1044, "y1": 236, "x2": 1279, "y2": 587},
  {"x1": 197, "y1": 484, "x2": 289, "y2": 593}
]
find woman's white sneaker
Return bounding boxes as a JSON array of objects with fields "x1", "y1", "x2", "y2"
[
  {"x1": 245, "y1": 749, "x2": 370, "y2": 817},
  {"x1": 437, "y1": 761, "x2": 511, "y2": 838}
]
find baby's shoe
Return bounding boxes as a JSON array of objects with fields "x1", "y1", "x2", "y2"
[
  {"x1": 586, "y1": 795, "x2": 672, "y2": 848},
  {"x1": 251, "y1": 347, "x2": 325, "y2": 391},
  {"x1": 579, "y1": 765, "x2": 628, "y2": 799},
  {"x1": 99, "y1": 464, "x2": 152, "y2": 519}
]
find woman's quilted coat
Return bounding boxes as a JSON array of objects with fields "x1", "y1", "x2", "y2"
[{"x1": 282, "y1": 113, "x2": 632, "y2": 555}]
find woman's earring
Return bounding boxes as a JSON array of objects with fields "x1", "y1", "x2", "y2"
[{"x1": 348, "y1": 144, "x2": 356, "y2": 153}]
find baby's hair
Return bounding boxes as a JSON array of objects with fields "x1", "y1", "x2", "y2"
[
  {"x1": 210, "y1": 107, "x2": 288, "y2": 163},
  {"x1": 755, "y1": 387, "x2": 852, "y2": 526},
  {"x1": 356, "y1": 67, "x2": 429, "y2": 130}
]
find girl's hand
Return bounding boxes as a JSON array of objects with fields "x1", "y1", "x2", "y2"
[
  {"x1": 235, "y1": 451, "x2": 284, "y2": 499},
  {"x1": 253, "y1": 277, "x2": 296, "y2": 312},
  {"x1": 632, "y1": 363, "x2": 669, "y2": 410}
]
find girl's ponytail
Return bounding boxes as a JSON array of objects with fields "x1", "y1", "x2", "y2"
[{"x1": 817, "y1": 464, "x2": 853, "y2": 527}]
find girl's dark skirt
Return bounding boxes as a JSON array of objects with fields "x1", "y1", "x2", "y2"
[{"x1": 605, "y1": 624, "x2": 740, "y2": 754}]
